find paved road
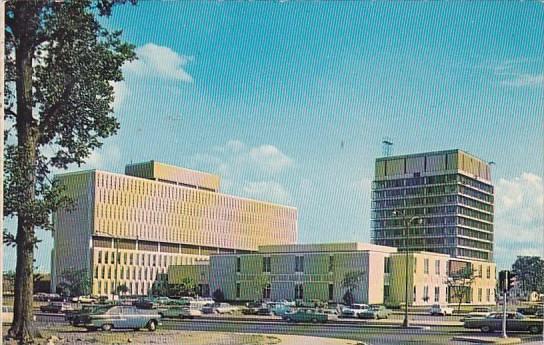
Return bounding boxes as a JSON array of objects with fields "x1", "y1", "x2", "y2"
[{"x1": 33, "y1": 313, "x2": 543, "y2": 344}]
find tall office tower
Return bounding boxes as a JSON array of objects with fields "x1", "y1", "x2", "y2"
[
  {"x1": 371, "y1": 150, "x2": 494, "y2": 262},
  {"x1": 51, "y1": 161, "x2": 298, "y2": 297}
]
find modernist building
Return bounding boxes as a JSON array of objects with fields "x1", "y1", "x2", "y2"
[
  {"x1": 51, "y1": 161, "x2": 298, "y2": 297},
  {"x1": 169, "y1": 242, "x2": 496, "y2": 306},
  {"x1": 170, "y1": 242, "x2": 397, "y2": 305},
  {"x1": 371, "y1": 149, "x2": 494, "y2": 262}
]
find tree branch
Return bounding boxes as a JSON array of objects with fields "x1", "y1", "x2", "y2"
[{"x1": 38, "y1": 76, "x2": 76, "y2": 134}]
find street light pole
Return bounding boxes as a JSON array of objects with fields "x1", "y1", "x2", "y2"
[
  {"x1": 393, "y1": 209, "x2": 421, "y2": 329},
  {"x1": 113, "y1": 237, "x2": 119, "y2": 301}
]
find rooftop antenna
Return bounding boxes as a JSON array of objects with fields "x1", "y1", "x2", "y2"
[{"x1": 382, "y1": 137, "x2": 393, "y2": 157}]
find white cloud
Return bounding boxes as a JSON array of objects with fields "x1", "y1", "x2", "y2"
[
  {"x1": 249, "y1": 145, "x2": 293, "y2": 173},
  {"x1": 494, "y1": 172, "x2": 544, "y2": 267},
  {"x1": 111, "y1": 81, "x2": 129, "y2": 111},
  {"x1": 501, "y1": 73, "x2": 544, "y2": 87},
  {"x1": 124, "y1": 43, "x2": 194, "y2": 82},
  {"x1": 83, "y1": 142, "x2": 122, "y2": 171},
  {"x1": 190, "y1": 140, "x2": 294, "y2": 205},
  {"x1": 242, "y1": 181, "x2": 291, "y2": 205}
]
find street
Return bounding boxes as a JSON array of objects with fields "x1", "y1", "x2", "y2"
[{"x1": 33, "y1": 313, "x2": 543, "y2": 345}]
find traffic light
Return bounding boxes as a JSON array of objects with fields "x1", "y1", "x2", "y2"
[
  {"x1": 498, "y1": 270, "x2": 518, "y2": 292},
  {"x1": 498, "y1": 270, "x2": 508, "y2": 292},
  {"x1": 507, "y1": 272, "x2": 518, "y2": 291}
]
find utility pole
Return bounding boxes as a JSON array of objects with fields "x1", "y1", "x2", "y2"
[{"x1": 501, "y1": 271, "x2": 508, "y2": 339}]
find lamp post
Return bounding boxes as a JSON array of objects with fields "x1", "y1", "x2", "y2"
[{"x1": 392, "y1": 209, "x2": 422, "y2": 328}]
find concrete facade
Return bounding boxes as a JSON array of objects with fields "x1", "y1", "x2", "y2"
[
  {"x1": 51, "y1": 161, "x2": 297, "y2": 297},
  {"x1": 371, "y1": 149, "x2": 494, "y2": 262}
]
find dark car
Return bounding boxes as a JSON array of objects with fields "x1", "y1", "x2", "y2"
[
  {"x1": 242, "y1": 306, "x2": 272, "y2": 316},
  {"x1": 65, "y1": 305, "x2": 111, "y2": 326},
  {"x1": 39, "y1": 302, "x2": 73, "y2": 314},
  {"x1": 464, "y1": 312, "x2": 543, "y2": 334},
  {"x1": 133, "y1": 298, "x2": 155, "y2": 309},
  {"x1": 517, "y1": 305, "x2": 543, "y2": 316}
]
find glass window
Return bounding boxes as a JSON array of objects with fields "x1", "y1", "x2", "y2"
[
  {"x1": 435, "y1": 260, "x2": 440, "y2": 275},
  {"x1": 424, "y1": 258, "x2": 429, "y2": 274},
  {"x1": 434, "y1": 286, "x2": 440, "y2": 302}
]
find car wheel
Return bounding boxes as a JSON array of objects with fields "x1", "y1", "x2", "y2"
[
  {"x1": 480, "y1": 325, "x2": 492, "y2": 333},
  {"x1": 147, "y1": 320, "x2": 157, "y2": 332},
  {"x1": 311, "y1": 318, "x2": 318, "y2": 323},
  {"x1": 529, "y1": 325, "x2": 542, "y2": 334},
  {"x1": 101, "y1": 324, "x2": 113, "y2": 332}
]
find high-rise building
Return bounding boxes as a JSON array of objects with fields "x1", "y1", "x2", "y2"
[
  {"x1": 51, "y1": 161, "x2": 297, "y2": 297},
  {"x1": 371, "y1": 149, "x2": 494, "y2": 262}
]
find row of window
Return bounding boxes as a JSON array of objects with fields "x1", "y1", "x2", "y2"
[
  {"x1": 373, "y1": 174, "x2": 493, "y2": 194},
  {"x1": 96, "y1": 280, "x2": 152, "y2": 296},
  {"x1": 96, "y1": 250, "x2": 193, "y2": 267},
  {"x1": 372, "y1": 206, "x2": 492, "y2": 223},
  {"x1": 96, "y1": 173, "x2": 296, "y2": 218},
  {"x1": 94, "y1": 265, "x2": 166, "y2": 281},
  {"x1": 373, "y1": 216, "x2": 493, "y2": 232}
]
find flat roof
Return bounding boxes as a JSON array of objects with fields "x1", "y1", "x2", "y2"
[
  {"x1": 375, "y1": 149, "x2": 488, "y2": 164},
  {"x1": 258, "y1": 242, "x2": 397, "y2": 254}
]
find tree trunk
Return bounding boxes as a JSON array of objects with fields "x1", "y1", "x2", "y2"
[{"x1": 8, "y1": 2, "x2": 41, "y2": 343}]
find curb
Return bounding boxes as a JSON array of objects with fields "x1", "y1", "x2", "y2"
[{"x1": 452, "y1": 336, "x2": 522, "y2": 344}]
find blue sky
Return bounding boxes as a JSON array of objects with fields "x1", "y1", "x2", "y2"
[{"x1": 4, "y1": 2, "x2": 543, "y2": 272}]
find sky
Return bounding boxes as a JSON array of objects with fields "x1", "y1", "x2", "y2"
[{"x1": 4, "y1": 2, "x2": 544, "y2": 272}]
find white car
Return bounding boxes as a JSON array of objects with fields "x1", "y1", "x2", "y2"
[
  {"x1": 430, "y1": 304, "x2": 454, "y2": 316},
  {"x1": 215, "y1": 303, "x2": 239, "y2": 314},
  {"x1": 340, "y1": 304, "x2": 369, "y2": 318},
  {"x1": 71, "y1": 295, "x2": 98, "y2": 304}
]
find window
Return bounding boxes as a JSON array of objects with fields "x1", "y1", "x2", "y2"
[
  {"x1": 98, "y1": 281, "x2": 102, "y2": 294},
  {"x1": 329, "y1": 283, "x2": 334, "y2": 301},
  {"x1": 105, "y1": 252, "x2": 109, "y2": 264},
  {"x1": 124, "y1": 253, "x2": 127, "y2": 265},
  {"x1": 329, "y1": 256, "x2": 334, "y2": 273},
  {"x1": 423, "y1": 286, "x2": 429, "y2": 302},
  {"x1": 111, "y1": 252, "x2": 115, "y2": 264},
  {"x1": 434, "y1": 286, "x2": 440, "y2": 302},
  {"x1": 295, "y1": 256, "x2": 304, "y2": 273},
  {"x1": 414, "y1": 257, "x2": 417, "y2": 273},
  {"x1": 478, "y1": 288, "x2": 482, "y2": 302},
  {"x1": 295, "y1": 283, "x2": 304, "y2": 299},
  {"x1": 94, "y1": 268, "x2": 99, "y2": 279},
  {"x1": 384, "y1": 257, "x2": 390, "y2": 274},
  {"x1": 384, "y1": 285, "x2": 390, "y2": 300},
  {"x1": 97, "y1": 251, "x2": 102, "y2": 264},
  {"x1": 129, "y1": 253, "x2": 133, "y2": 265},
  {"x1": 413, "y1": 286, "x2": 417, "y2": 302},
  {"x1": 486, "y1": 288, "x2": 491, "y2": 302},
  {"x1": 486, "y1": 266, "x2": 491, "y2": 279},
  {"x1": 262, "y1": 257, "x2": 271, "y2": 273},
  {"x1": 236, "y1": 283, "x2": 241, "y2": 299},
  {"x1": 424, "y1": 258, "x2": 429, "y2": 274},
  {"x1": 107, "y1": 267, "x2": 111, "y2": 279},
  {"x1": 435, "y1": 260, "x2": 440, "y2": 275},
  {"x1": 236, "y1": 257, "x2": 241, "y2": 273}
]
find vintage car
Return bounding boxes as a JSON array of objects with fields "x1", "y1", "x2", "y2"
[
  {"x1": 460, "y1": 307, "x2": 493, "y2": 321},
  {"x1": 39, "y1": 302, "x2": 74, "y2": 314},
  {"x1": 429, "y1": 304, "x2": 454, "y2": 316},
  {"x1": 463, "y1": 312, "x2": 543, "y2": 334},
  {"x1": 71, "y1": 295, "x2": 98, "y2": 304},
  {"x1": 517, "y1": 304, "x2": 543, "y2": 316},
  {"x1": 242, "y1": 305, "x2": 272, "y2": 316},
  {"x1": 357, "y1": 305, "x2": 391, "y2": 319},
  {"x1": 202, "y1": 302, "x2": 239, "y2": 314},
  {"x1": 79, "y1": 305, "x2": 162, "y2": 331},
  {"x1": 158, "y1": 306, "x2": 202, "y2": 319},
  {"x1": 267, "y1": 302, "x2": 293, "y2": 316},
  {"x1": 339, "y1": 304, "x2": 369, "y2": 318},
  {"x1": 65, "y1": 305, "x2": 111, "y2": 326},
  {"x1": 282, "y1": 308, "x2": 328, "y2": 323}
]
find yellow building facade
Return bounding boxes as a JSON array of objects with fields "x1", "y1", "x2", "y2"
[{"x1": 51, "y1": 161, "x2": 298, "y2": 297}]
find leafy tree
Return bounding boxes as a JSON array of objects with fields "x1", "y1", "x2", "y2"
[
  {"x1": 4, "y1": 1, "x2": 135, "y2": 341},
  {"x1": 511, "y1": 256, "x2": 544, "y2": 294},
  {"x1": 341, "y1": 271, "x2": 365, "y2": 305},
  {"x1": 116, "y1": 284, "x2": 129, "y2": 296},
  {"x1": 57, "y1": 268, "x2": 91, "y2": 297},
  {"x1": 445, "y1": 265, "x2": 477, "y2": 312},
  {"x1": 212, "y1": 288, "x2": 225, "y2": 302}
]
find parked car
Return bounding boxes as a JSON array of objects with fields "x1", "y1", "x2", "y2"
[
  {"x1": 34, "y1": 293, "x2": 64, "y2": 302},
  {"x1": 242, "y1": 306, "x2": 272, "y2": 316},
  {"x1": 2, "y1": 306, "x2": 13, "y2": 324},
  {"x1": 340, "y1": 304, "x2": 369, "y2": 318},
  {"x1": 460, "y1": 307, "x2": 493, "y2": 321},
  {"x1": 463, "y1": 312, "x2": 543, "y2": 334},
  {"x1": 39, "y1": 302, "x2": 74, "y2": 314},
  {"x1": 429, "y1": 304, "x2": 454, "y2": 316},
  {"x1": 78, "y1": 305, "x2": 162, "y2": 331},
  {"x1": 65, "y1": 305, "x2": 111, "y2": 326},
  {"x1": 158, "y1": 306, "x2": 202, "y2": 319},
  {"x1": 267, "y1": 302, "x2": 293, "y2": 316},
  {"x1": 535, "y1": 309, "x2": 543, "y2": 318},
  {"x1": 214, "y1": 303, "x2": 239, "y2": 314},
  {"x1": 358, "y1": 305, "x2": 391, "y2": 319},
  {"x1": 71, "y1": 295, "x2": 98, "y2": 304},
  {"x1": 133, "y1": 298, "x2": 155, "y2": 309},
  {"x1": 517, "y1": 305, "x2": 543, "y2": 316},
  {"x1": 282, "y1": 308, "x2": 328, "y2": 323}
]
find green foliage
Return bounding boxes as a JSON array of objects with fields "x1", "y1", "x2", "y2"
[
  {"x1": 116, "y1": 284, "x2": 129, "y2": 295},
  {"x1": 212, "y1": 288, "x2": 225, "y2": 302},
  {"x1": 5, "y1": 0, "x2": 136, "y2": 341},
  {"x1": 57, "y1": 268, "x2": 91, "y2": 297},
  {"x1": 342, "y1": 290, "x2": 355, "y2": 306},
  {"x1": 341, "y1": 271, "x2": 365, "y2": 292},
  {"x1": 445, "y1": 265, "x2": 477, "y2": 312},
  {"x1": 511, "y1": 256, "x2": 544, "y2": 294}
]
